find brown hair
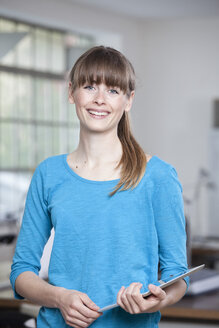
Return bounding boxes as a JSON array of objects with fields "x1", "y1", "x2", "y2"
[{"x1": 69, "y1": 46, "x2": 147, "y2": 195}]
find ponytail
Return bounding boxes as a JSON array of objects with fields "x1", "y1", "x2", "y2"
[{"x1": 110, "y1": 112, "x2": 147, "y2": 196}]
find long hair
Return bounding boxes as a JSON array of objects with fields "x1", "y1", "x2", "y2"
[{"x1": 69, "y1": 46, "x2": 147, "y2": 195}]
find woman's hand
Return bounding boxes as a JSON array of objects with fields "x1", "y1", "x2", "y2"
[
  {"x1": 58, "y1": 288, "x2": 102, "y2": 328},
  {"x1": 117, "y1": 282, "x2": 167, "y2": 314}
]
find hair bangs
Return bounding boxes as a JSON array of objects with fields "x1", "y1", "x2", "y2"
[{"x1": 70, "y1": 46, "x2": 135, "y2": 96}]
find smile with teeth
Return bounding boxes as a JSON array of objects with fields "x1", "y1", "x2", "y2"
[{"x1": 87, "y1": 109, "x2": 109, "y2": 117}]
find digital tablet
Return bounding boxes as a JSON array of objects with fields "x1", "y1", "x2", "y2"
[{"x1": 98, "y1": 264, "x2": 205, "y2": 312}]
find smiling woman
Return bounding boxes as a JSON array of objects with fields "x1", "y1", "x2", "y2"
[
  {"x1": 68, "y1": 46, "x2": 146, "y2": 194},
  {"x1": 10, "y1": 46, "x2": 189, "y2": 328},
  {"x1": 74, "y1": 84, "x2": 124, "y2": 120}
]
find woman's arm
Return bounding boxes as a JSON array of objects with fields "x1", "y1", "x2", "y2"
[
  {"x1": 12, "y1": 161, "x2": 102, "y2": 328},
  {"x1": 117, "y1": 279, "x2": 186, "y2": 314},
  {"x1": 117, "y1": 165, "x2": 188, "y2": 314},
  {"x1": 15, "y1": 271, "x2": 102, "y2": 328}
]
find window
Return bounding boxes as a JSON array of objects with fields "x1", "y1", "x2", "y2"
[
  {"x1": 0, "y1": 16, "x2": 94, "y2": 171},
  {"x1": 0, "y1": 17, "x2": 94, "y2": 223}
]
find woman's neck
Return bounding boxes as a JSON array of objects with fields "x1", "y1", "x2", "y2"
[
  {"x1": 67, "y1": 130, "x2": 123, "y2": 181},
  {"x1": 74, "y1": 130, "x2": 123, "y2": 167}
]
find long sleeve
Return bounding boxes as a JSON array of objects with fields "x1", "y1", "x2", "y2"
[
  {"x1": 9, "y1": 154, "x2": 189, "y2": 327},
  {"x1": 10, "y1": 160, "x2": 52, "y2": 299},
  {"x1": 152, "y1": 166, "x2": 189, "y2": 288}
]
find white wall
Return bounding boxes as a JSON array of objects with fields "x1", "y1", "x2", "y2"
[
  {"x1": 132, "y1": 18, "x2": 219, "y2": 236},
  {"x1": 1, "y1": 0, "x2": 219, "y2": 235}
]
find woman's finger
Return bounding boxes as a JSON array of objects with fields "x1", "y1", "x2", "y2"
[
  {"x1": 67, "y1": 308, "x2": 93, "y2": 325},
  {"x1": 125, "y1": 283, "x2": 143, "y2": 313},
  {"x1": 117, "y1": 285, "x2": 132, "y2": 312},
  {"x1": 120, "y1": 288, "x2": 133, "y2": 313},
  {"x1": 65, "y1": 314, "x2": 91, "y2": 328},
  {"x1": 76, "y1": 305, "x2": 101, "y2": 321},
  {"x1": 117, "y1": 286, "x2": 125, "y2": 307},
  {"x1": 130, "y1": 283, "x2": 146, "y2": 312},
  {"x1": 80, "y1": 293, "x2": 100, "y2": 311},
  {"x1": 76, "y1": 294, "x2": 101, "y2": 320},
  {"x1": 148, "y1": 284, "x2": 166, "y2": 301},
  {"x1": 117, "y1": 283, "x2": 143, "y2": 314}
]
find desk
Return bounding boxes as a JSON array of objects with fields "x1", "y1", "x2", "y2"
[
  {"x1": 0, "y1": 278, "x2": 40, "y2": 319},
  {"x1": 161, "y1": 290, "x2": 219, "y2": 323}
]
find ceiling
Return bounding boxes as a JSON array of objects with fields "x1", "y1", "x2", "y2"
[{"x1": 69, "y1": 0, "x2": 219, "y2": 20}]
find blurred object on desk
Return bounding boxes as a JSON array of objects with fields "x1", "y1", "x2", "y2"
[
  {"x1": 0, "y1": 261, "x2": 12, "y2": 291},
  {"x1": 0, "y1": 172, "x2": 30, "y2": 262},
  {"x1": 161, "y1": 289, "x2": 219, "y2": 323},
  {"x1": 0, "y1": 220, "x2": 18, "y2": 262},
  {"x1": 183, "y1": 166, "x2": 216, "y2": 240},
  {"x1": 0, "y1": 172, "x2": 30, "y2": 295},
  {"x1": 187, "y1": 267, "x2": 219, "y2": 295},
  {"x1": 0, "y1": 261, "x2": 38, "y2": 327},
  {"x1": 191, "y1": 236, "x2": 219, "y2": 269}
]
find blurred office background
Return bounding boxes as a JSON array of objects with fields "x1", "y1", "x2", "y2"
[{"x1": 0, "y1": 0, "x2": 219, "y2": 327}]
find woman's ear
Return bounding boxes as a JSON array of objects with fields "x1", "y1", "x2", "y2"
[
  {"x1": 68, "y1": 82, "x2": 74, "y2": 104},
  {"x1": 125, "y1": 91, "x2": 135, "y2": 112}
]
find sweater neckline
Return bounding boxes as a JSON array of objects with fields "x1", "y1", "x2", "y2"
[{"x1": 63, "y1": 153, "x2": 157, "y2": 185}]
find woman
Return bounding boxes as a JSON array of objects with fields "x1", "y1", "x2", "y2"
[{"x1": 10, "y1": 46, "x2": 188, "y2": 328}]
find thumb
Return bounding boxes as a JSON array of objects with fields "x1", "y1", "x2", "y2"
[
  {"x1": 80, "y1": 293, "x2": 99, "y2": 310},
  {"x1": 148, "y1": 284, "x2": 166, "y2": 301}
]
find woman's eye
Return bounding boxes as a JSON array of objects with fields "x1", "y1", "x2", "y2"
[
  {"x1": 109, "y1": 89, "x2": 119, "y2": 94},
  {"x1": 84, "y1": 85, "x2": 95, "y2": 91}
]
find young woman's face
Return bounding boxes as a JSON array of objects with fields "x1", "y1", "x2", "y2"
[{"x1": 69, "y1": 83, "x2": 134, "y2": 134}]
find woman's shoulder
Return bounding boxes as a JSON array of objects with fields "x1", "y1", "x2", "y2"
[
  {"x1": 33, "y1": 154, "x2": 66, "y2": 179},
  {"x1": 146, "y1": 153, "x2": 174, "y2": 171},
  {"x1": 37, "y1": 153, "x2": 65, "y2": 167},
  {"x1": 145, "y1": 153, "x2": 179, "y2": 184},
  {"x1": 30, "y1": 154, "x2": 69, "y2": 194}
]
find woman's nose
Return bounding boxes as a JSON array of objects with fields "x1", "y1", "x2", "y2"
[{"x1": 94, "y1": 90, "x2": 106, "y2": 105}]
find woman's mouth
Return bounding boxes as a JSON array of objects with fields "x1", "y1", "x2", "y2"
[{"x1": 87, "y1": 109, "x2": 110, "y2": 119}]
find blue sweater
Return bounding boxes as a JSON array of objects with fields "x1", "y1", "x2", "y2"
[{"x1": 10, "y1": 154, "x2": 188, "y2": 327}]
